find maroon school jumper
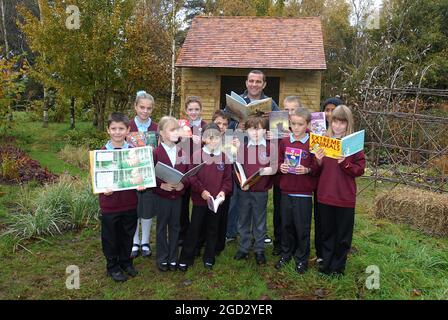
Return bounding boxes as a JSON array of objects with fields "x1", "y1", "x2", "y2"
[
  {"x1": 235, "y1": 141, "x2": 276, "y2": 192},
  {"x1": 98, "y1": 146, "x2": 137, "y2": 214},
  {"x1": 129, "y1": 118, "x2": 158, "y2": 133},
  {"x1": 278, "y1": 135, "x2": 319, "y2": 195},
  {"x1": 316, "y1": 151, "x2": 366, "y2": 208},
  {"x1": 189, "y1": 149, "x2": 233, "y2": 206}
]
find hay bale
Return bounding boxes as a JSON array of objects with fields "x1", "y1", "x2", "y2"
[{"x1": 373, "y1": 187, "x2": 448, "y2": 237}]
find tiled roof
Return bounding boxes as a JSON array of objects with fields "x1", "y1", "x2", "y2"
[{"x1": 176, "y1": 16, "x2": 326, "y2": 70}]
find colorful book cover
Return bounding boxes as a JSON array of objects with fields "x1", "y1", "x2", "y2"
[
  {"x1": 341, "y1": 130, "x2": 365, "y2": 157},
  {"x1": 178, "y1": 119, "x2": 192, "y2": 138},
  {"x1": 89, "y1": 146, "x2": 156, "y2": 194},
  {"x1": 269, "y1": 111, "x2": 290, "y2": 139},
  {"x1": 310, "y1": 112, "x2": 327, "y2": 136},
  {"x1": 309, "y1": 130, "x2": 365, "y2": 159},
  {"x1": 285, "y1": 147, "x2": 303, "y2": 174},
  {"x1": 127, "y1": 131, "x2": 158, "y2": 148}
]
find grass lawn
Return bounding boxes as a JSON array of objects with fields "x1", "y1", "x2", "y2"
[{"x1": 0, "y1": 115, "x2": 447, "y2": 300}]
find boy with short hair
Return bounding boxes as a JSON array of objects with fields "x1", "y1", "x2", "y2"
[
  {"x1": 99, "y1": 112, "x2": 144, "y2": 282},
  {"x1": 234, "y1": 115, "x2": 277, "y2": 265}
]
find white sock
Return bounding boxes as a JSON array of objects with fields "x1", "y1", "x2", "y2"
[
  {"x1": 141, "y1": 218, "x2": 152, "y2": 245},
  {"x1": 132, "y1": 219, "x2": 141, "y2": 249}
]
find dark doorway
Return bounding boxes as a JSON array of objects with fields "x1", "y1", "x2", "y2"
[{"x1": 220, "y1": 76, "x2": 280, "y2": 109}]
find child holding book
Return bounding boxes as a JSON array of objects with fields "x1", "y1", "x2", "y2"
[
  {"x1": 313, "y1": 97, "x2": 343, "y2": 266},
  {"x1": 233, "y1": 115, "x2": 277, "y2": 265},
  {"x1": 212, "y1": 110, "x2": 233, "y2": 255},
  {"x1": 275, "y1": 107, "x2": 319, "y2": 274},
  {"x1": 314, "y1": 105, "x2": 365, "y2": 276},
  {"x1": 153, "y1": 116, "x2": 190, "y2": 271},
  {"x1": 99, "y1": 113, "x2": 145, "y2": 282},
  {"x1": 129, "y1": 90, "x2": 158, "y2": 260},
  {"x1": 270, "y1": 95, "x2": 303, "y2": 256},
  {"x1": 179, "y1": 96, "x2": 208, "y2": 245},
  {"x1": 178, "y1": 123, "x2": 233, "y2": 271}
]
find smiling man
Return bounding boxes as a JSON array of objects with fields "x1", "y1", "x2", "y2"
[{"x1": 227, "y1": 70, "x2": 279, "y2": 130}]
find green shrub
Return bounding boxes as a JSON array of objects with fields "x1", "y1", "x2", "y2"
[
  {"x1": 1, "y1": 157, "x2": 19, "y2": 181},
  {"x1": 64, "y1": 129, "x2": 108, "y2": 150},
  {"x1": 2, "y1": 175, "x2": 99, "y2": 243},
  {"x1": 58, "y1": 145, "x2": 90, "y2": 170}
]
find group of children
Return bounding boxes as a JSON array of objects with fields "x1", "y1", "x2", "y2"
[{"x1": 99, "y1": 91, "x2": 365, "y2": 282}]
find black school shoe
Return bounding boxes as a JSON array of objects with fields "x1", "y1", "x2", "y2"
[
  {"x1": 234, "y1": 250, "x2": 248, "y2": 260},
  {"x1": 255, "y1": 252, "x2": 266, "y2": 265},
  {"x1": 130, "y1": 244, "x2": 140, "y2": 259},
  {"x1": 107, "y1": 270, "x2": 128, "y2": 282},
  {"x1": 122, "y1": 265, "x2": 138, "y2": 277},
  {"x1": 275, "y1": 257, "x2": 291, "y2": 270},
  {"x1": 295, "y1": 262, "x2": 308, "y2": 274},
  {"x1": 141, "y1": 243, "x2": 152, "y2": 258},
  {"x1": 169, "y1": 262, "x2": 177, "y2": 271},
  {"x1": 178, "y1": 263, "x2": 188, "y2": 272},
  {"x1": 204, "y1": 262, "x2": 214, "y2": 270}
]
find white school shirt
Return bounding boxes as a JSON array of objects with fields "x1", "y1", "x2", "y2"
[{"x1": 161, "y1": 142, "x2": 177, "y2": 167}]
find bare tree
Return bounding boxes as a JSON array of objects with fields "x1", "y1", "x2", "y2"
[{"x1": 0, "y1": 0, "x2": 9, "y2": 57}]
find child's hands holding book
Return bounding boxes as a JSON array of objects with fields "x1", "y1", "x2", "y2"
[
  {"x1": 217, "y1": 191, "x2": 225, "y2": 200},
  {"x1": 337, "y1": 156, "x2": 346, "y2": 164},
  {"x1": 295, "y1": 165, "x2": 311, "y2": 175},
  {"x1": 174, "y1": 182, "x2": 184, "y2": 191},
  {"x1": 315, "y1": 148, "x2": 325, "y2": 165},
  {"x1": 136, "y1": 186, "x2": 146, "y2": 191},
  {"x1": 280, "y1": 163, "x2": 289, "y2": 174},
  {"x1": 103, "y1": 188, "x2": 114, "y2": 196},
  {"x1": 161, "y1": 183, "x2": 175, "y2": 191},
  {"x1": 201, "y1": 190, "x2": 211, "y2": 200}
]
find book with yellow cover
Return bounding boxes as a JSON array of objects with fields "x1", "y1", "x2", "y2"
[{"x1": 309, "y1": 130, "x2": 365, "y2": 159}]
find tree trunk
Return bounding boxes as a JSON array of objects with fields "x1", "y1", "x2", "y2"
[
  {"x1": 169, "y1": 0, "x2": 176, "y2": 116},
  {"x1": 70, "y1": 96, "x2": 75, "y2": 129},
  {"x1": 37, "y1": 0, "x2": 48, "y2": 128},
  {"x1": 42, "y1": 87, "x2": 49, "y2": 128},
  {"x1": 0, "y1": 0, "x2": 8, "y2": 57}
]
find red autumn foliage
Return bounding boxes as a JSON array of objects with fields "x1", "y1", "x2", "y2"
[{"x1": 0, "y1": 144, "x2": 58, "y2": 184}]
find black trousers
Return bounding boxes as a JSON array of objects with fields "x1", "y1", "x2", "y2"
[
  {"x1": 179, "y1": 205, "x2": 221, "y2": 266},
  {"x1": 314, "y1": 192, "x2": 322, "y2": 259},
  {"x1": 101, "y1": 209, "x2": 137, "y2": 273},
  {"x1": 280, "y1": 194, "x2": 312, "y2": 264},
  {"x1": 318, "y1": 202, "x2": 355, "y2": 273},
  {"x1": 215, "y1": 197, "x2": 230, "y2": 253},
  {"x1": 273, "y1": 185, "x2": 282, "y2": 249},
  {"x1": 179, "y1": 187, "x2": 191, "y2": 241},
  {"x1": 156, "y1": 195, "x2": 182, "y2": 265}
]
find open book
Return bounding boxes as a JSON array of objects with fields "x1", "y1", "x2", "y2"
[
  {"x1": 233, "y1": 162, "x2": 263, "y2": 189},
  {"x1": 89, "y1": 146, "x2": 156, "y2": 194},
  {"x1": 225, "y1": 91, "x2": 272, "y2": 122},
  {"x1": 310, "y1": 130, "x2": 365, "y2": 159},
  {"x1": 155, "y1": 161, "x2": 206, "y2": 184},
  {"x1": 207, "y1": 195, "x2": 225, "y2": 213}
]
